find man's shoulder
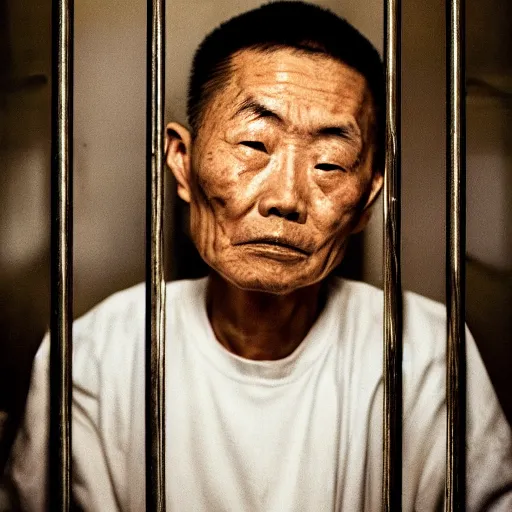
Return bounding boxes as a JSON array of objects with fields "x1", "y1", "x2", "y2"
[
  {"x1": 331, "y1": 277, "x2": 449, "y2": 366},
  {"x1": 72, "y1": 282, "x2": 145, "y2": 357},
  {"x1": 71, "y1": 278, "x2": 207, "y2": 368},
  {"x1": 331, "y1": 277, "x2": 447, "y2": 330}
]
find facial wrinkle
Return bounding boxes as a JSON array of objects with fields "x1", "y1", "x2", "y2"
[{"x1": 182, "y1": 46, "x2": 381, "y2": 299}]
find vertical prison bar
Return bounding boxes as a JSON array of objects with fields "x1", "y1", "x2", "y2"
[
  {"x1": 146, "y1": 0, "x2": 167, "y2": 510},
  {"x1": 446, "y1": 0, "x2": 467, "y2": 509},
  {"x1": 44, "y1": 2, "x2": 466, "y2": 510},
  {"x1": 49, "y1": 0, "x2": 73, "y2": 510},
  {"x1": 382, "y1": 0, "x2": 403, "y2": 510}
]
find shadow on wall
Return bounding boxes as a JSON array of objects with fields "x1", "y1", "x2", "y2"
[{"x1": 466, "y1": 257, "x2": 512, "y2": 425}]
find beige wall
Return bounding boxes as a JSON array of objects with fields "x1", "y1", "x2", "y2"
[
  {"x1": 0, "y1": 0, "x2": 448, "y2": 316},
  {"x1": 1, "y1": 0, "x2": 510, "y2": 319}
]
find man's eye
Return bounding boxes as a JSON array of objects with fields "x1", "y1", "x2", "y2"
[
  {"x1": 240, "y1": 141, "x2": 267, "y2": 153},
  {"x1": 315, "y1": 163, "x2": 345, "y2": 172}
]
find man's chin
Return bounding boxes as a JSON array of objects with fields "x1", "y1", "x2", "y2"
[{"x1": 214, "y1": 267, "x2": 320, "y2": 296}]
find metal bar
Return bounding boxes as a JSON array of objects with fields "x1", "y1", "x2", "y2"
[
  {"x1": 49, "y1": 0, "x2": 73, "y2": 510},
  {"x1": 445, "y1": 0, "x2": 467, "y2": 509},
  {"x1": 383, "y1": 0, "x2": 403, "y2": 510},
  {"x1": 145, "y1": 0, "x2": 167, "y2": 510}
]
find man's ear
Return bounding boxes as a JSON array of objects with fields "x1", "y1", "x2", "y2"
[
  {"x1": 165, "y1": 122, "x2": 193, "y2": 203},
  {"x1": 351, "y1": 171, "x2": 384, "y2": 234}
]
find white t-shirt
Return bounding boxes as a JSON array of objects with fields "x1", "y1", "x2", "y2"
[{"x1": 9, "y1": 277, "x2": 512, "y2": 511}]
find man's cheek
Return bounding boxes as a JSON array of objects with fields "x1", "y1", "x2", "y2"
[
  {"x1": 329, "y1": 190, "x2": 368, "y2": 228},
  {"x1": 195, "y1": 165, "x2": 240, "y2": 210},
  {"x1": 315, "y1": 200, "x2": 356, "y2": 232},
  {"x1": 190, "y1": 201, "x2": 230, "y2": 256}
]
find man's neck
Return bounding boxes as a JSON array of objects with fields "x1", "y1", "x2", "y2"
[{"x1": 206, "y1": 272, "x2": 326, "y2": 361}]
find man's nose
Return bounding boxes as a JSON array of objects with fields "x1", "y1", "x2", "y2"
[{"x1": 257, "y1": 150, "x2": 307, "y2": 224}]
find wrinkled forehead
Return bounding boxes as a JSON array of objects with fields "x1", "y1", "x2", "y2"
[{"x1": 201, "y1": 47, "x2": 376, "y2": 138}]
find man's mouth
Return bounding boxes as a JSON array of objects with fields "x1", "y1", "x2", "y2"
[{"x1": 234, "y1": 237, "x2": 312, "y2": 256}]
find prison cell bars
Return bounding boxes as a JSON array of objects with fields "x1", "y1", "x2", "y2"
[
  {"x1": 49, "y1": 0, "x2": 73, "y2": 510},
  {"x1": 146, "y1": 0, "x2": 167, "y2": 511},
  {"x1": 382, "y1": 0, "x2": 403, "y2": 509},
  {"x1": 49, "y1": 0, "x2": 467, "y2": 510},
  {"x1": 446, "y1": 0, "x2": 467, "y2": 509}
]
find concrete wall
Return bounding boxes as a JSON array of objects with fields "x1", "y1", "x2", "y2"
[{"x1": 0, "y1": 0, "x2": 455, "y2": 311}]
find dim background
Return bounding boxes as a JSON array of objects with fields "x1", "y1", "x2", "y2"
[{"x1": 0, "y1": 0, "x2": 511, "y2": 472}]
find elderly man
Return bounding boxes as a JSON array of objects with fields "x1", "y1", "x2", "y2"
[{"x1": 8, "y1": 1, "x2": 512, "y2": 511}]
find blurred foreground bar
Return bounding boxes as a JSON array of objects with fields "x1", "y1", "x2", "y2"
[
  {"x1": 446, "y1": 0, "x2": 467, "y2": 509},
  {"x1": 382, "y1": 0, "x2": 403, "y2": 510},
  {"x1": 145, "y1": 0, "x2": 167, "y2": 510},
  {"x1": 49, "y1": 0, "x2": 73, "y2": 510}
]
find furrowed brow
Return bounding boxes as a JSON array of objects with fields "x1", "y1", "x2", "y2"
[
  {"x1": 316, "y1": 125, "x2": 360, "y2": 142},
  {"x1": 231, "y1": 97, "x2": 283, "y2": 123}
]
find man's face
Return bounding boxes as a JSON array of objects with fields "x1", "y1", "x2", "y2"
[{"x1": 167, "y1": 48, "x2": 383, "y2": 295}]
